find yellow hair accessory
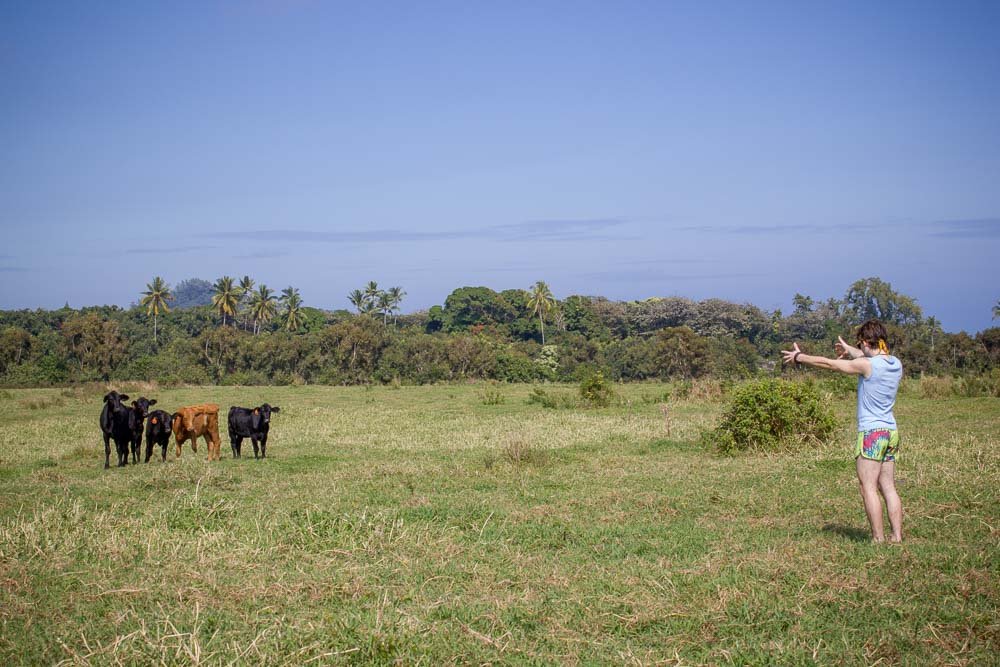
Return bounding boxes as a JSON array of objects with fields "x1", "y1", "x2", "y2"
[{"x1": 878, "y1": 339, "x2": 889, "y2": 354}]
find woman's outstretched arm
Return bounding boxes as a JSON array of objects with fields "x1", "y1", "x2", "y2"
[{"x1": 781, "y1": 342, "x2": 871, "y2": 376}]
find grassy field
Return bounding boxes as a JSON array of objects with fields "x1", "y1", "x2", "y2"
[{"x1": 0, "y1": 382, "x2": 997, "y2": 665}]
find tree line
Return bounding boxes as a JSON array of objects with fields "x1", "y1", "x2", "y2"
[{"x1": 1, "y1": 276, "x2": 997, "y2": 386}]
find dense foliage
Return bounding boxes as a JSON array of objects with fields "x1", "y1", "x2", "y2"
[
  {"x1": 703, "y1": 379, "x2": 837, "y2": 453},
  {"x1": 1, "y1": 277, "x2": 997, "y2": 386}
]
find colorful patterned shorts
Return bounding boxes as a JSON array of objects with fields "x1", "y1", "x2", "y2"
[{"x1": 855, "y1": 429, "x2": 900, "y2": 462}]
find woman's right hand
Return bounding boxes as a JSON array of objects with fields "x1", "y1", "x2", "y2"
[{"x1": 835, "y1": 336, "x2": 853, "y2": 359}]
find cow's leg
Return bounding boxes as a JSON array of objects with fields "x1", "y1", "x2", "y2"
[
  {"x1": 160, "y1": 440, "x2": 168, "y2": 462},
  {"x1": 131, "y1": 436, "x2": 140, "y2": 464},
  {"x1": 201, "y1": 434, "x2": 214, "y2": 461},
  {"x1": 260, "y1": 433, "x2": 268, "y2": 459},
  {"x1": 117, "y1": 439, "x2": 128, "y2": 467},
  {"x1": 145, "y1": 437, "x2": 153, "y2": 463},
  {"x1": 211, "y1": 424, "x2": 221, "y2": 461},
  {"x1": 230, "y1": 434, "x2": 240, "y2": 458},
  {"x1": 251, "y1": 436, "x2": 260, "y2": 459},
  {"x1": 103, "y1": 432, "x2": 111, "y2": 469},
  {"x1": 176, "y1": 435, "x2": 185, "y2": 459}
]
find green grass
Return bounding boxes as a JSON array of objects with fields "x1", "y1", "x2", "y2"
[{"x1": 0, "y1": 383, "x2": 997, "y2": 664}]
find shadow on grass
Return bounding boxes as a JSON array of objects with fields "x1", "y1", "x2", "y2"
[{"x1": 822, "y1": 523, "x2": 870, "y2": 542}]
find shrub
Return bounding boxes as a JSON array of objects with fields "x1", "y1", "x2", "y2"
[
  {"x1": 221, "y1": 370, "x2": 271, "y2": 386},
  {"x1": 704, "y1": 379, "x2": 836, "y2": 454},
  {"x1": 688, "y1": 378, "x2": 726, "y2": 401},
  {"x1": 953, "y1": 370, "x2": 1000, "y2": 397},
  {"x1": 918, "y1": 375, "x2": 954, "y2": 399},
  {"x1": 527, "y1": 386, "x2": 558, "y2": 409},
  {"x1": 579, "y1": 371, "x2": 615, "y2": 407},
  {"x1": 478, "y1": 381, "x2": 506, "y2": 405},
  {"x1": 494, "y1": 349, "x2": 541, "y2": 382},
  {"x1": 672, "y1": 380, "x2": 692, "y2": 399},
  {"x1": 526, "y1": 386, "x2": 577, "y2": 409}
]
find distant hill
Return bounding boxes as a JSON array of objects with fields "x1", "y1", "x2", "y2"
[{"x1": 172, "y1": 278, "x2": 214, "y2": 309}]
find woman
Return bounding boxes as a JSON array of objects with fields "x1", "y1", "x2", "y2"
[{"x1": 782, "y1": 320, "x2": 903, "y2": 543}]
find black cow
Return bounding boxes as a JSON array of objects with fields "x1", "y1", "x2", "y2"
[
  {"x1": 144, "y1": 408, "x2": 172, "y2": 462},
  {"x1": 99, "y1": 391, "x2": 132, "y2": 468},
  {"x1": 227, "y1": 404, "x2": 280, "y2": 459},
  {"x1": 126, "y1": 398, "x2": 156, "y2": 464}
]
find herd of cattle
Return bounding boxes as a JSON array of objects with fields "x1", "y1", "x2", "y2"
[{"x1": 99, "y1": 391, "x2": 280, "y2": 468}]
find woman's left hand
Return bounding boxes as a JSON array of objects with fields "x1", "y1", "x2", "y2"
[{"x1": 781, "y1": 342, "x2": 801, "y2": 365}]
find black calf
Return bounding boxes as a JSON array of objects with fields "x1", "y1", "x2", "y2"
[
  {"x1": 144, "y1": 409, "x2": 172, "y2": 462},
  {"x1": 100, "y1": 391, "x2": 132, "y2": 468},
  {"x1": 126, "y1": 397, "x2": 156, "y2": 464},
  {"x1": 227, "y1": 404, "x2": 280, "y2": 459}
]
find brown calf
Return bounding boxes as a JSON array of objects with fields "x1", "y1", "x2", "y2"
[{"x1": 171, "y1": 403, "x2": 222, "y2": 461}]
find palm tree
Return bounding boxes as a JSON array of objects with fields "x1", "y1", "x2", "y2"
[
  {"x1": 377, "y1": 291, "x2": 393, "y2": 325},
  {"x1": 281, "y1": 287, "x2": 304, "y2": 332},
  {"x1": 387, "y1": 286, "x2": 406, "y2": 326},
  {"x1": 249, "y1": 285, "x2": 278, "y2": 334},
  {"x1": 363, "y1": 281, "x2": 380, "y2": 312},
  {"x1": 994, "y1": 300, "x2": 999, "y2": 320},
  {"x1": 925, "y1": 316, "x2": 942, "y2": 353},
  {"x1": 238, "y1": 275, "x2": 255, "y2": 331},
  {"x1": 527, "y1": 280, "x2": 555, "y2": 344},
  {"x1": 348, "y1": 289, "x2": 368, "y2": 314},
  {"x1": 140, "y1": 276, "x2": 173, "y2": 343},
  {"x1": 212, "y1": 276, "x2": 240, "y2": 326}
]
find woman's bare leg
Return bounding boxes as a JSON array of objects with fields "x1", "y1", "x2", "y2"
[
  {"x1": 856, "y1": 457, "x2": 885, "y2": 542},
  {"x1": 878, "y1": 460, "x2": 903, "y2": 542}
]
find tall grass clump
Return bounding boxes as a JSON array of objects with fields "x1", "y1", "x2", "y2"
[
  {"x1": 478, "y1": 381, "x2": 506, "y2": 405},
  {"x1": 526, "y1": 386, "x2": 577, "y2": 409},
  {"x1": 912, "y1": 371, "x2": 1000, "y2": 398},
  {"x1": 703, "y1": 379, "x2": 836, "y2": 454}
]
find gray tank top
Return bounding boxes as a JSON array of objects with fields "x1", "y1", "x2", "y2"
[{"x1": 857, "y1": 355, "x2": 902, "y2": 430}]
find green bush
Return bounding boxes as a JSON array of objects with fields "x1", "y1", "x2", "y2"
[
  {"x1": 952, "y1": 370, "x2": 1000, "y2": 397},
  {"x1": 704, "y1": 379, "x2": 836, "y2": 454},
  {"x1": 494, "y1": 350, "x2": 541, "y2": 382},
  {"x1": 526, "y1": 386, "x2": 558, "y2": 409},
  {"x1": 526, "y1": 386, "x2": 577, "y2": 409},
  {"x1": 478, "y1": 381, "x2": 506, "y2": 405},
  {"x1": 221, "y1": 370, "x2": 271, "y2": 386},
  {"x1": 579, "y1": 371, "x2": 615, "y2": 407}
]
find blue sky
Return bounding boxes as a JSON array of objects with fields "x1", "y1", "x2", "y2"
[{"x1": 2, "y1": 1, "x2": 998, "y2": 332}]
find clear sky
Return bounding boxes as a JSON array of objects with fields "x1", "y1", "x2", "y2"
[{"x1": 2, "y1": 1, "x2": 998, "y2": 332}]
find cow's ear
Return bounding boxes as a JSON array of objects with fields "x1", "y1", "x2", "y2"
[
  {"x1": 131, "y1": 401, "x2": 137, "y2": 407},
  {"x1": 103, "y1": 393, "x2": 111, "y2": 402},
  {"x1": 149, "y1": 399, "x2": 157, "y2": 406},
  {"x1": 120, "y1": 394, "x2": 129, "y2": 402},
  {"x1": 253, "y1": 408, "x2": 260, "y2": 415},
  {"x1": 271, "y1": 406, "x2": 280, "y2": 413}
]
